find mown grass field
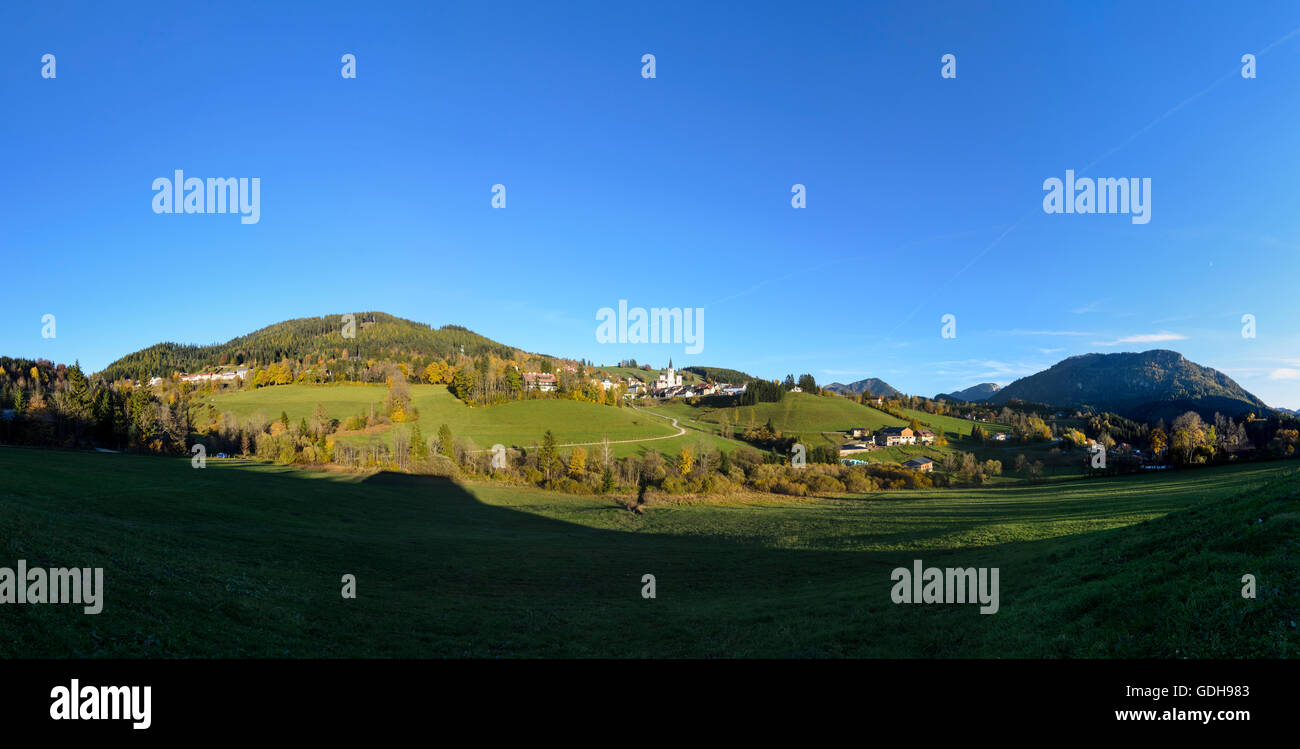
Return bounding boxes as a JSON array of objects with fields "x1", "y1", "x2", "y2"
[
  {"x1": 649, "y1": 392, "x2": 908, "y2": 448},
  {"x1": 3, "y1": 447, "x2": 1295, "y2": 657},
  {"x1": 896, "y1": 407, "x2": 1012, "y2": 438},
  {"x1": 199, "y1": 384, "x2": 738, "y2": 458}
]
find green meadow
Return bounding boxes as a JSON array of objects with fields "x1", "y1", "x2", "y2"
[
  {"x1": 199, "y1": 384, "x2": 739, "y2": 458},
  {"x1": 2, "y1": 447, "x2": 1294, "y2": 657},
  {"x1": 896, "y1": 407, "x2": 1012, "y2": 438},
  {"x1": 648, "y1": 392, "x2": 907, "y2": 446}
]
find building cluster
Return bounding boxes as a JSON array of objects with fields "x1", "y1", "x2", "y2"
[
  {"x1": 838, "y1": 426, "x2": 938, "y2": 470},
  {"x1": 148, "y1": 368, "x2": 250, "y2": 387},
  {"x1": 520, "y1": 363, "x2": 746, "y2": 401}
]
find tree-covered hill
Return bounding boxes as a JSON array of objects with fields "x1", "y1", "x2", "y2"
[
  {"x1": 823, "y1": 377, "x2": 902, "y2": 397},
  {"x1": 988, "y1": 349, "x2": 1268, "y2": 420},
  {"x1": 97, "y1": 312, "x2": 519, "y2": 381}
]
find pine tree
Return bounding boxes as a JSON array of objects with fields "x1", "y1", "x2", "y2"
[
  {"x1": 538, "y1": 429, "x2": 558, "y2": 480},
  {"x1": 410, "y1": 423, "x2": 428, "y2": 461},
  {"x1": 437, "y1": 423, "x2": 454, "y2": 459}
]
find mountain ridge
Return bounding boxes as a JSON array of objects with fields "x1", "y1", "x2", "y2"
[
  {"x1": 823, "y1": 377, "x2": 902, "y2": 397},
  {"x1": 987, "y1": 349, "x2": 1268, "y2": 421},
  {"x1": 935, "y1": 382, "x2": 1002, "y2": 402}
]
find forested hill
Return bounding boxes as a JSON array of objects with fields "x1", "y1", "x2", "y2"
[
  {"x1": 988, "y1": 349, "x2": 1269, "y2": 420},
  {"x1": 823, "y1": 377, "x2": 902, "y2": 397},
  {"x1": 97, "y1": 312, "x2": 519, "y2": 381}
]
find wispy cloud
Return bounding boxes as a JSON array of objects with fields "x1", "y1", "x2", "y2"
[
  {"x1": 993, "y1": 329, "x2": 1095, "y2": 337},
  {"x1": 1093, "y1": 331, "x2": 1187, "y2": 347},
  {"x1": 1071, "y1": 298, "x2": 1109, "y2": 315},
  {"x1": 1037, "y1": 347, "x2": 1065, "y2": 356},
  {"x1": 1268, "y1": 368, "x2": 1300, "y2": 380},
  {"x1": 930, "y1": 358, "x2": 1041, "y2": 381}
]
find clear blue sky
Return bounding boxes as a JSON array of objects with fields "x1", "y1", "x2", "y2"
[{"x1": 4, "y1": 1, "x2": 1299, "y2": 408}]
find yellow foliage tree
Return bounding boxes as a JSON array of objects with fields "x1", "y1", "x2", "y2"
[
  {"x1": 678, "y1": 446, "x2": 695, "y2": 475},
  {"x1": 568, "y1": 447, "x2": 587, "y2": 477}
]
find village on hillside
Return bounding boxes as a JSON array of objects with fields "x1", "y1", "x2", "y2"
[{"x1": 521, "y1": 362, "x2": 746, "y2": 400}]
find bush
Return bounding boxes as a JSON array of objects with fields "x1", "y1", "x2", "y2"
[
  {"x1": 412, "y1": 454, "x2": 459, "y2": 478},
  {"x1": 544, "y1": 477, "x2": 592, "y2": 495}
]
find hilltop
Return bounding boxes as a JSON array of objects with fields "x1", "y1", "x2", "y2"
[
  {"x1": 988, "y1": 349, "x2": 1268, "y2": 421},
  {"x1": 97, "y1": 312, "x2": 520, "y2": 381},
  {"x1": 824, "y1": 377, "x2": 902, "y2": 397}
]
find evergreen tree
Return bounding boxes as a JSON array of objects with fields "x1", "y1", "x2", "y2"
[
  {"x1": 437, "y1": 423, "x2": 454, "y2": 459},
  {"x1": 538, "y1": 429, "x2": 558, "y2": 480},
  {"x1": 410, "y1": 422, "x2": 428, "y2": 461}
]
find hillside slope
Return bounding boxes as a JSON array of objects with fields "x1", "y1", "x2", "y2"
[{"x1": 3, "y1": 449, "x2": 1293, "y2": 657}]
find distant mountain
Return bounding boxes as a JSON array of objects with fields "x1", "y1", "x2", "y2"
[
  {"x1": 935, "y1": 382, "x2": 1001, "y2": 402},
  {"x1": 824, "y1": 377, "x2": 902, "y2": 397},
  {"x1": 987, "y1": 350, "x2": 1268, "y2": 421},
  {"x1": 98, "y1": 312, "x2": 519, "y2": 381}
]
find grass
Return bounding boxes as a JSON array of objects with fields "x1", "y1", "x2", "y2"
[
  {"x1": 896, "y1": 407, "x2": 1011, "y2": 438},
  {"x1": 3, "y1": 447, "x2": 1295, "y2": 657},
  {"x1": 648, "y1": 392, "x2": 907, "y2": 448},
  {"x1": 198, "y1": 384, "x2": 725, "y2": 458}
]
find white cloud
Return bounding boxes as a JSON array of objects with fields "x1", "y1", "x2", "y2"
[
  {"x1": 1071, "y1": 298, "x2": 1109, "y2": 314},
  {"x1": 931, "y1": 358, "x2": 1042, "y2": 381},
  {"x1": 1268, "y1": 368, "x2": 1300, "y2": 380},
  {"x1": 994, "y1": 329, "x2": 1094, "y2": 337},
  {"x1": 1093, "y1": 331, "x2": 1187, "y2": 347}
]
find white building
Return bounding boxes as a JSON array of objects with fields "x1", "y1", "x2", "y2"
[
  {"x1": 177, "y1": 368, "x2": 249, "y2": 384},
  {"x1": 652, "y1": 362, "x2": 683, "y2": 392}
]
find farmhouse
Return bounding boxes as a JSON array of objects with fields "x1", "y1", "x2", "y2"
[
  {"x1": 177, "y1": 368, "x2": 249, "y2": 384},
  {"x1": 839, "y1": 443, "x2": 874, "y2": 456},
  {"x1": 916, "y1": 429, "x2": 936, "y2": 445},
  {"x1": 875, "y1": 426, "x2": 915, "y2": 446},
  {"x1": 847, "y1": 427, "x2": 871, "y2": 439},
  {"x1": 903, "y1": 457, "x2": 934, "y2": 472},
  {"x1": 523, "y1": 372, "x2": 557, "y2": 392}
]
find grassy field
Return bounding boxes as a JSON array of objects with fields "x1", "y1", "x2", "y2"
[
  {"x1": 3, "y1": 447, "x2": 1294, "y2": 657},
  {"x1": 648, "y1": 392, "x2": 908, "y2": 449},
  {"x1": 199, "y1": 384, "x2": 740, "y2": 458},
  {"x1": 896, "y1": 407, "x2": 1011, "y2": 438}
]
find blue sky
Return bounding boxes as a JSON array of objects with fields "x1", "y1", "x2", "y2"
[{"x1": 4, "y1": 1, "x2": 1299, "y2": 408}]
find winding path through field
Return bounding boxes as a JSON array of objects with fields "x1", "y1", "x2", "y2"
[{"x1": 470, "y1": 406, "x2": 686, "y2": 452}]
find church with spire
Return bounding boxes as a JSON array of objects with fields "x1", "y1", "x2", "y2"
[{"x1": 652, "y1": 359, "x2": 683, "y2": 392}]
